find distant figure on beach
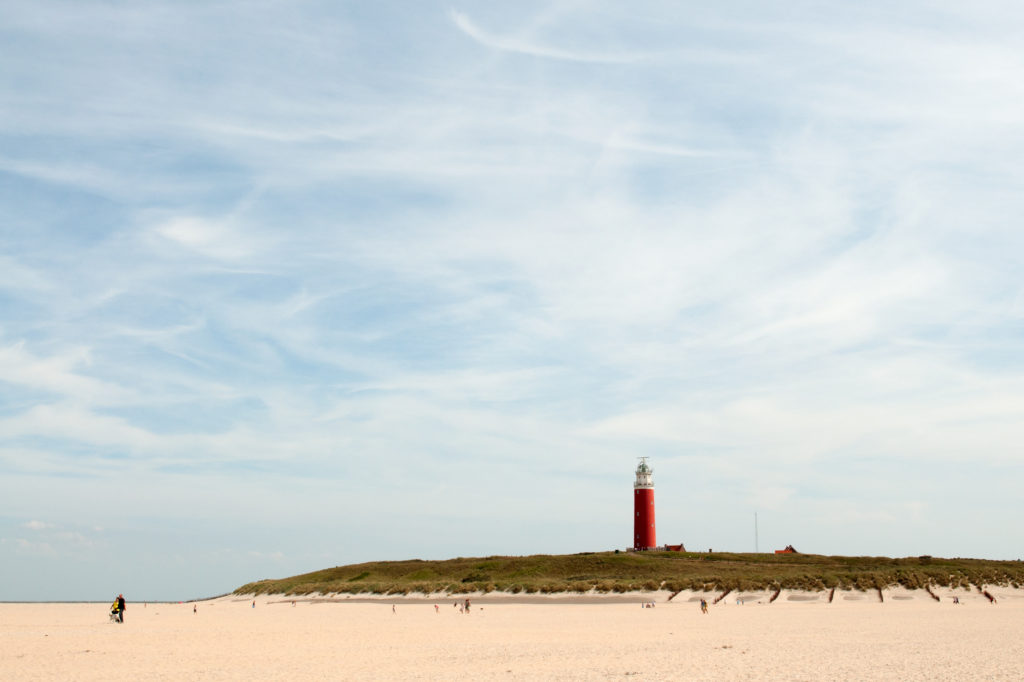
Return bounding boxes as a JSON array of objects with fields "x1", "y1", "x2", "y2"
[
  {"x1": 464, "y1": 598, "x2": 471, "y2": 614},
  {"x1": 700, "y1": 599, "x2": 708, "y2": 614},
  {"x1": 392, "y1": 604, "x2": 396, "y2": 614},
  {"x1": 953, "y1": 596, "x2": 959, "y2": 605},
  {"x1": 117, "y1": 594, "x2": 126, "y2": 623},
  {"x1": 193, "y1": 604, "x2": 197, "y2": 614},
  {"x1": 434, "y1": 604, "x2": 439, "y2": 613},
  {"x1": 252, "y1": 601, "x2": 255, "y2": 608}
]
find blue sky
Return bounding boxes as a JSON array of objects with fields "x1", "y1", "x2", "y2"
[{"x1": 2, "y1": 1, "x2": 1023, "y2": 601}]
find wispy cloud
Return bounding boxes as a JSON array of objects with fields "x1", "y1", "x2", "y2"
[
  {"x1": 449, "y1": 9, "x2": 646, "y2": 63},
  {"x1": 152, "y1": 216, "x2": 260, "y2": 261},
  {"x1": 0, "y1": 343, "x2": 135, "y2": 406},
  {"x1": 602, "y1": 133, "x2": 732, "y2": 158}
]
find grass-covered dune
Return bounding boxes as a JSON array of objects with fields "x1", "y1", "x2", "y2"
[{"x1": 235, "y1": 551, "x2": 1024, "y2": 596}]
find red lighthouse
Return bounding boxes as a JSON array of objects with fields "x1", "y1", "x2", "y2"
[{"x1": 633, "y1": 458, "x2": 656, "y2": 550}]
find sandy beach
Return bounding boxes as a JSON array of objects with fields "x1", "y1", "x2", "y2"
[{"x1": 3, "y1": 587, "x2": 1022, "y2": 681}]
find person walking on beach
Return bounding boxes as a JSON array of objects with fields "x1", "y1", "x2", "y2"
[
  {"x1": 117, "y1": 594, "x2": 126, "y2": 623},
  {"x1": 464, "y1": 598, "x2": 471, "y2": 614},
  {"x1": 699, "y1": 598, "x2": 708, "y2": 614}
]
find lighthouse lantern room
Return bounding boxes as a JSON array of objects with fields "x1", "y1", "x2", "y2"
[{"x1": 633, "y1": 457, "x2": 656, "y2": 550}]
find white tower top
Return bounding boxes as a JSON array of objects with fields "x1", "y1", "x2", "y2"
[{"x1": 634, "y1": 457, "x2": 653, "y2": 489}]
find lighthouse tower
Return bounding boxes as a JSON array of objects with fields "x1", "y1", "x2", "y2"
[{"x1": 633, "y1": 457, "x2": 656, "y2": 550}]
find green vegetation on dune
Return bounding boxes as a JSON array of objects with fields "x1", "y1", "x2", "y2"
[{"x1": 234, "y1": 551, "x2": 1024, "y2": 596}]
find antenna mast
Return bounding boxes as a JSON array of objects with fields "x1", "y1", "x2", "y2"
[{"x1": 754, "y1": 512, "x2": 759, "y2": 553}]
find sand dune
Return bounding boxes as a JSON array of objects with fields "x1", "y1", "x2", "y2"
[{"x1": 3, "y1": 588, "x2": 1021, "y2": 680}]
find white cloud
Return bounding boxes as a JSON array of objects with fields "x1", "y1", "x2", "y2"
[
  {"x1": 23, "y1": 520, "x2": 52, "y2": 531},
  {"x1": 449, "y1": 9, "x2": 646, "y2": 63},
  {"x1": 153, "y1": 216, "x2": 260, "y2": 261},
  {"x1": 15, "y1": 538, "x2": 56, "y2": 557},
  {"x1": 0, "y1": 343, "x2": 134, "y2": 406}
]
